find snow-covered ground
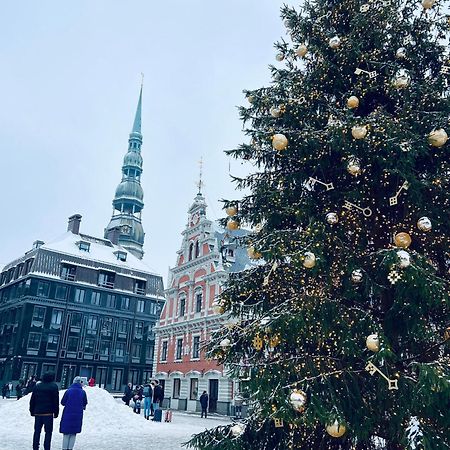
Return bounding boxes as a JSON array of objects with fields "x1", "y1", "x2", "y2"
[{"x1": 0, "y1": 387, "x2": 230, "y2": 450}]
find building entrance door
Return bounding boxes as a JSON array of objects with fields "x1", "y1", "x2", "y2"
[
  {"x1": 208, "y1": 379, "x2": 218, "y2": 413},
  {"x1": 96, "y1": 367, "x2": 108, "y2": 388},
  {"x1": 111, "y1": 369, "x2": 123, "y2": 391}
]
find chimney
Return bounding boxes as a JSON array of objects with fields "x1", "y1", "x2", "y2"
[
  {"x1": 32, "y1": 240, "x2": 44, "y2": 249},
  {"x1": 67, "y1": 214, "x2": 82, "y2": 234},
  {"x1": 106, "y1": 226, "x2": 122, "y2": 245}
]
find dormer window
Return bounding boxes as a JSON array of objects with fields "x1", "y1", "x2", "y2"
[
  {"x1": 78, "y1": 241, "x2": 90, "y2": 252},
  {"x1": 115, "y1": 251, "x2": 127, "y2": 262},
  {"x1": 60, "y1": 264, "x2": 76, "y2": 281},
  {"x1": 98, "y1": 271, "x2": 115, "y2": 289},
  {"x1": 134, "y1": 279, "x2": 146, "y2": 295}
]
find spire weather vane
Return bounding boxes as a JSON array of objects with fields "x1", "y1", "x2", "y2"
[{"x1": 197, "y1": 157, "x2": 204, "y2": 194}]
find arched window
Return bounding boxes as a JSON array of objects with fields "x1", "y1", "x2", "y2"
[
  {"x1": 195, "y1": 289, "x2": 203, "y2": 313},
  {"x1": 188, "y1": 242, "x2": 194, "y2": 261},
  {"x1": 195, "y1": 241, "x2": 200, "y2": 258}
]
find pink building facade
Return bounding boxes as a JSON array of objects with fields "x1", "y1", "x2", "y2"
[{"x1": 152, "y1": 192, "x2": 249, "y2": 415}]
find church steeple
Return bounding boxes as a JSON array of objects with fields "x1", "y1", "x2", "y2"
[{"x1": 104, "y1": 84, "x2": 145, "y2": 259}]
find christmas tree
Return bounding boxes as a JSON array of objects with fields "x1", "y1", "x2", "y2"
[{"x1": 187, "y1": 0, "x2": 449, "y2": 449}]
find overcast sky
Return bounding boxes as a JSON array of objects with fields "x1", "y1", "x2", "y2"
[{"x1": 0, "y1": 0, "x2": 286, "y2": 283}]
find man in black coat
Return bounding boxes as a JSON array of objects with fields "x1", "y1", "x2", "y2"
[
  {"x1": 29, "y1": 372, "x2": 59, "y2": 450},
  {"x1": 151, "y1": 380, "x2": 164, "y2": 412},
  {"x1": 199, "y1": 391, "x2": 209, "y2": 418}
]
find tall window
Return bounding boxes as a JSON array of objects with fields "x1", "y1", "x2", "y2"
[
  {"x1": 51, "y1": 310, "x2": 63, "y2": 326},
  {"x1": 195, "y1": 241, "x2": 200, "y2": 258},
  {"x1": 134, "y1": 321, "x2": 144, "y2": 337},
  {"x1": 47, "y1": 335, "x2": 59, "y2": 351},
  {"x1": 161, "y1": 341, "x2": 168, "y2": 362},
  {"x1": 134, "y1": 279, "x2": 146, "y2": 295},
  {"x1": 173, "y1": 378, "x2": 181, "y2": 399},
  {"x1": 27, "y1": 332, "x2": 41, "y2": 350},
  {"x1": 98, "y1": 271, "x2": 115, "y2": 288},
  {"x1": 106, "y1": 294, "x2": 116, "y2": 308},
  {"x1": 179, "y1": 297, "x2": 186, "y2": 317},
  {"x1": 176, "y1": 338, "x2": 183, "y2": 360},
  {"x1": 192, "y1": 336, "x2": 200, "y2": 359},
  {"x1": 188, "y1": 242, "x2": 194, "y2": 261},
  {"x1": 37, "y1": 281, "x2": 50, "y2": 298},
  {"x1": 74, "y1": 289, "x2": 85, "y2": 303},
  {"x1": 55, "y1": 285, "x2": 68, "y2": 300},
  {"x1": 121, "y1": 297, "x2": 130, "y2": 310},
  {"x1": 118, "y1": 319, "x2": 128, "y2": 333},
  {"x1": 91, "y1": 292, "x2": 101, "y2": 306},
  {"x1": 132, "y1": 343, "x2": 141, "y2": 358},
  {"x1": 195, "y1": 291, "x2": 203, "y2": 313},
  {"x1": 145, "y1": 344, "x2": 153, "y2": 360},
  {"x1": 116, "y1": 342, "x2": 126, "y2": 357},
  {"x1": 190, "y1": 378, "x2": 199, "y2": 400},
  {"x1": 32, "y1": 306, "x2": 46, "y2": 323},
  {"x1": 67, "y1": 337, "x2": 78, "y2": 352},
  {"x1": 84, "y1": 338, "x2": 95, "y2": 353},
  {"x1": 87, "y1": 315, "x2": 97, "y2": 330},
  {"x1": 100, "y1": 340, "x2": 111, "y2": 356},
  {"x1": 71, "y1": 313, "x2": 82, "y2": 328},
  {"x1": 136, "y1": 300, "x2": 145, "y2": 313}
]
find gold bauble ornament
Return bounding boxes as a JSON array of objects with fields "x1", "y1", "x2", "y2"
[
  {"x1": 289, "y1": 389, "x2": 307, "y2": 413},
  {"x1": 296, "y1": 44, "x2": 308, "y2": 57},
  {"x1": 428, "y1": 128, "x2": 448, "y2": 147},
  {"x1": 247, "y1": 95, "x2": 254, "y2": 104},
  {"x1": 394, "y1": 232, "x2": 412, "y2": 248},
  {"x1": 351, "y1": 125, "x2": 368, "y2": 139},
  {"x1": 272, "y1": 134, "x2": 288, "y2": 151},
  {"x1": 227, "y1": 219, "x2": 240, "y2": 231},
  {"x1": 213, "y1": 302, "x2": 225, "y2": 315},
  {"x1": 422, "y1": 0, "x2": 436, "y2": 9},
  {"x1": 347, "y1": 157, "x2": 362, "y2": 176},
  {"x1": 247, "y1": 246, "x2": 262, "y2": 260},
  {"x1": 347, "y1": 96, "x2": 359, "y2": 109},
  {"x1": 270, "y1": 106, "x2": 282, "y2": 118},
  {"x1": 326, "y1": 212, "x2": 339, "y2": 225},
  {"x1": 303, "y1": 252, "x2": 316, "y2": 269},
  {"x1": 275, "y1": 52, "x2": 285, "y2": 62},
  {"x1": 366, "y1": 334, "x2": 380, "y2": 352},
  {"x1": 329, "y1": 36, "x2": 341, "y2": 49},
  {"x1": 252, "y1": 335, "x2": 264, "y2": 351},
  {"x1": 226, "y1": 205, "x2": 238, "y2": 217},
  {"x1": 268, "y1": 334, "x2": 281, "y2": 348},
  {"x1": 220, "y1": 338, "x2": 231, "y2": 349},
  {"x1": 417, "y1": 216, "x2": 432, "y2": 232},
  {"x1": 444, "y1": 327, "x2": 450, "y2": 341},
  {"x1": 326, "y1": 421, "x2": 346, "y2": 438}
]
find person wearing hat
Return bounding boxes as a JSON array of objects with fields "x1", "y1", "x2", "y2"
[
  {"x1": 29, "y1": 372, "x2": 59, "y2": 450},
  {"x1": 59, "y1": 376, "x2": 88, "y2": 450}
]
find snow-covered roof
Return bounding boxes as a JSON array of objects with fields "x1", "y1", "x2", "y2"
[{"x1": 38, "y1": 231, "x2": 159, "y2": 276}]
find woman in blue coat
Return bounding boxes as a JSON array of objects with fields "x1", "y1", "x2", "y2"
[{"x1": 60, "y1": 377, "x2": 88, "y2": 450}]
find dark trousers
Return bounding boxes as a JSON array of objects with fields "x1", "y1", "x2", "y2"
[
  {"x1": 201, "y1": 407, "x2": 207, "y2": 418},
  {"x1": 33, "y1": 415, "x2": 53, "y2": 450}
]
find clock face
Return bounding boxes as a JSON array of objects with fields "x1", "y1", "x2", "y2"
[{"x1": 191, "y1": 213, "x2": 200, "y2": 225}]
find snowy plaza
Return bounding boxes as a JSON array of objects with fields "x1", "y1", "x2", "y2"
[{"x1": 0, "y1": 387, "x2": 230, "y2": 450}]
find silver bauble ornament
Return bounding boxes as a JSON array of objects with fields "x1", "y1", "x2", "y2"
[
  {"x1": 230, "y1": 423, "x2": 244, "y2": 437},
  {"x1": 303, "y1": 252, "x2": 316, "y2": 269},
  {"x1": 366, "y1": 334, "x2": 380, "y2": 352},
  {"x1": 351, "y1": 125, "x2": 368, "y2": 139},
  {"x1": 428, "y1": 128, "x2": 448, "y2": 147},
  {"x1": 289, "y1": 390, "x2": 307, "y2": 413},
  {"x1": 417, "y1": 216, "x2": 432, "y2": 232},
  {"x1": 276, "y1": 52, "x2": 285, "y2": 62},
  {"x1": 347, "y1": 157, "x2": 362, "y2": 176},
  {"x1": 351, "y1": 269, "x2": 363, "y2": 283},
  {"x1": 329, "y1": 36, "x2": 341, "y2": 49},
  {"x1": 392, "y1": 69, "x2": 411, "y2": 89},
  {"x1": 270, "y1": 106, "x2": 282, "y2": 118},
  {"x1": 220, "y1": 338, "x2": 231, "y2": 349},
  {"x1": 395, "y1": 47, "x2": 407, "y2": 59},
  {"x1": 326, "y1": 212, "x2": 339, "y2": 225},
  {"x1": 397, "y1": 250, "x2": 411, "y2": 268}
]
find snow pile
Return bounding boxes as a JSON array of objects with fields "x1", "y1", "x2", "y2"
[{"x1": 0, "y1": 387, "x2": 229, "y2": 450}]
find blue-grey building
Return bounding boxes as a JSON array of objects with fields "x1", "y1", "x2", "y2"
[{"x1": 0, "y1": 87, "x2": 164, "y2": 390}]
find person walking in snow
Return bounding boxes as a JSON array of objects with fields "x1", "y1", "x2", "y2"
[
  {"x1": 151, "y1": 380, "x2": 164, "y2": 414},
  {"x1": 59, "y1": 376, "x2": 88, "y2": 450},
  {"x1": 199, "y1": 391, "x2": 208, "y2": 418},
  {"x1": 16, "y1": 380, "x2": 24, "y2": 400},
  {"x1": 1, "y1": 383, "x2": 8, "y2": 399},
  {"x1": 142, "y1": 382, "x2": 152, "y2": 419},
  {"x1": 123, "y1": 382, "x2": 133, "y2": 406},
  {"x1": 88, "y1": 377, "x2": 95, "y2": 387},
  {"x1": 29, "y1": 372, "x2": 59, "y2": 450}
]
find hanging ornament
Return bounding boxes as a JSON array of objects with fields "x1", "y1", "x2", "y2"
[
  {"x1": 394, "y1": 232, "x2": 412, "y2": 248},
  {"x1": 230, "y1": 423, "x2": 244, "y2": 437},
  {"x1": 212, "y1": 300, "x2": 225, "y2": 315},
  {"x1": 247, "y1": 95, "x2": 255, "y2": 104},
  {"x1": 417, "y1": 216, "x2": 432, "y2": 232},
  {"x1": 347, "y1": 157, "x2": 362, "y2": 176},
  {"x1": 326, "y1": 212, "x2": 339, "y2": 224},
  {"x1": 428, "y1": 128, "x2": 448, "y2": 147},
  {"x1": 326, "y1": 421, "x2": 346, "y2": 438},
  {"x1": 227, "y1": 219, "x2": 240, "y2": 231},
  {"x1": 388, "y1": 269, "x2": 402, "y2": 284},
  {"x1": 397, "y1": 250, "x2": 411, "y2": 268},
  {"x1": 392, "y1": 69, "x2": 411, "y2": 89},
  {"x1": 289, "y1": 389, "x2": 307, "y2": 413},
  {"x1": 272, "y1": 134, "x2": 288, "y2": 151},
  {"x1": 366, "y1": 334, "x2": 380, "y2": 352},
  {"x1": 351, "y1": 269, "x2": 363, "y2": 283},
  {"x1": 347, "y1": 96, "x2": 359, "y2": 109},
  {"x1": 247, "y1": 246, "x2": 262, "y2": 260},
  {"x1": 422, "y1": 0, "x2": 436, "y2": 9},
  {"x1": 329, "y1": 36, "x2": 341, "y2": 49},
  {"x1": 295, "y1": 43, "x2": 308, "y2": 57},
  {"x1": 220, "y1": 338, "x2": 231, "y2": 349},
  {"x1": 268, "y1": 334, "x2": 281, "y2": 348},
  {"x1": 270, "y1": 106, "x2": 282, "y2": 118},
  {"x1": 226, "y1": 205, "x2": 238, "y2": 217},
  {"x1": 444, "y1": 327, "x2": 450, "y2": 341},
  {"x1": 275, "y1": 52, "x2": 285, "y2": 62},
  {"x1": 303, "y1": 252, "x2": 316, "y2": 268},
  {"x1": 351, "y1": 125, "x2": 368, "y2": 139},
  {"x1": 252, "y1": 335, "x2": 264, "y2": 351},
  {"x1": 395, "y1": 47, "x2": 407, "y2": 59}
]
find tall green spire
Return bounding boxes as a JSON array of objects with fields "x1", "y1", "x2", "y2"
[{"x1": 131, "y1": 84, "x2": 142, "y2": 135}]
